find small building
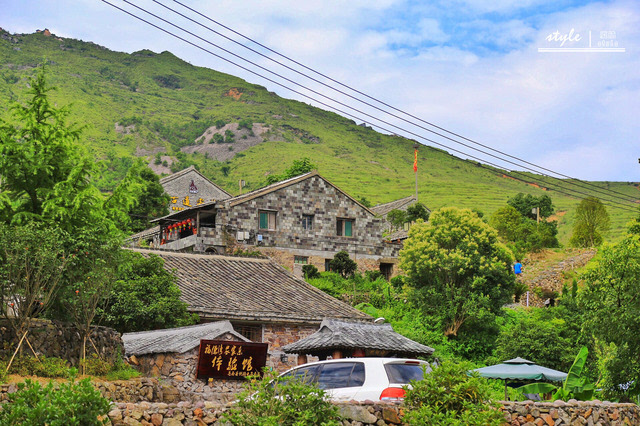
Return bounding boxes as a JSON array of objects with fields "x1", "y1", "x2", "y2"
[
  {"x1": 282, "y1": 318, "x2": 435, "y2": 364},
  {"x1": 159, "y1": 166, "x2": 231, "y2": 213},
  {"x1": 371, "y1": 195, "x2": 431, "y2": 234},
  {"x1": 129, "y1": 248, "x2": 372, "y2": 370},
  {"x1": 122, "y1": 321, "x2": 250, "y2": 403}
]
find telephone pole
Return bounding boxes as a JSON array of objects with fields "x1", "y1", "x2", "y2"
[{"x1": 414, "y1": 143, "x2": 419, "y2": 202}]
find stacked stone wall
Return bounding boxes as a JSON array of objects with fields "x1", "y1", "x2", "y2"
[
  {"x1": 0, "y1": 318, "x2": 122, "y2": 366},
  {"x1": 104, "y1": 400, "x2": 640, "y2": 425}
]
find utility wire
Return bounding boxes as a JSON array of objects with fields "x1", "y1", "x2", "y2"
[
  {"x1": 101, "y1": 0, "x2": 639, "y2": 212},
  {"x1": 168, "y1": 0, "x2": 638, "y2": 205}
]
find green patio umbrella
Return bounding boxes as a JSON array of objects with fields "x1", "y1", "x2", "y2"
[{"x1": 473, "y1": 357, "x2": 567, "y2": 400}]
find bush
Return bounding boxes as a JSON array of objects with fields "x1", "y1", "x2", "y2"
[
  {"x1": 238, "y1": 118, "x2": 253, "y2": 130},
  {"x1": 2, "y1": 356, "x2": 71, "y2": 378},
  {"x1": 215, "y1": 119, "x2": 226, "y2": 129},
  {"x1": 224, "y1": 129, "x2": 235, "y2": 143},
  {"x1": 222, "y1": 369, "x2": 341, "y2": 426},
  {"x1": 403, "y1": 361, "x2": 505, "y2": 426},
  {"x1": 302, "y1": 264, "x2": 320, "y2": 279},
  {"x1": 80, "y1": 354, "x2": 111, "y2": 377},
  {"x1": 0, "y1": 375, "x2": 111, "y2": 425},
  {"x1": 212, "y1": 133, "x2": 224, "y2": 144},
  {"x1": 329, "y1": 251, "x2": 357, "y2": 278}
]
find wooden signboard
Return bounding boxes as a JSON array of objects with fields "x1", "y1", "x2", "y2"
[{"x1": 196, "y1": 340, "x2": 269, "y2": 381}]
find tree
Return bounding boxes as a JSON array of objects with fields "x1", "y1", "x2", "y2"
[
  {"x1": 329, "y1": 250, "x2": 357, "y2": 278},
  {"x1": 579, "y1": 234, "x2": 640, "y2": 396},
  {"x1": 386, "y1": 209, "x2": 407, "y2": 229},
  {"x1": 570, "y1": 197, "x2": 610, "y2": 247},
  {"x1": 399, "y1": 207, "x2": 515, "y2": 338},
  {"x1": 490, "y1": 205, "x2": 559, "y2": 253},
  {"x1": 0, "y1": 223, "x2": 68, "y2": 360},
  {"x1": 126, "y1": 163, "x2": 169, "y2": 233},
  {"x1": 96, "y1": 251, "x2": 197, "y2": 333},
  {"x1": 406, "y1": 202, "x2": 430, "y2": 223},
  {"x1": 508, "y1": 193, "x2": 554, "y2": 220},
  {"x1": 266, "y1": 157, "x2": 317, "y2": 184}
]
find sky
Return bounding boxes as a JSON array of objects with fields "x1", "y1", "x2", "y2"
[{"x1": 2, "y1": 0, "x2": 639, "y2": 181}]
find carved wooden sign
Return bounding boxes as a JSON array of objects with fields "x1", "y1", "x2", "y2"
[{"x1": 196, "y1": 340, "x2": 269, "y2": 381}]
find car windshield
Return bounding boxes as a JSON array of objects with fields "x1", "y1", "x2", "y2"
[{"x1": 384, "y1": 363, "x2": 426, "y2": 384}]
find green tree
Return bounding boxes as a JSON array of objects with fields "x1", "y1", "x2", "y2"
[
  {"x1": 329, "y1": 250, "x2": 357, "y2": 279},
  {"x1": 570, "y1": 197, "x2": 610, "y2": 247},
  {"x1": 399, "y1": 207, "x2": 515, "y2": 338},
  {"x1": 406, "y1": 202, "x2": 430, "y2": 222},
  {"x1": 579, "y1": 234, "x2": 640, "y2": 396},
  {"x1": 404, "y1": 361, "x2": 505, "y2": 426},
  {"x1": 386, "y1": 209, "x2": 407, "y2": 229},
  {"x1": 126, "y1": 163, "x2": 169, "y2": 233},
  {"x1": 508, "y1": 193, "x2": 554, "y2": 220},
  {"x1": 96, "y1": 251, "x2": 197, "y2": 333},
  {"x1": 266, "y1": 157, "x2": 317, "y2": 184}
]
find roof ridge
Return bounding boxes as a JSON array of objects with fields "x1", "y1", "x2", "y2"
[{"x1": 128, "y1": 247, "x2": 269, "y2": 263}]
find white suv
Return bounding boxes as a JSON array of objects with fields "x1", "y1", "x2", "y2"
[{"x1": 278, "y1": 357, "x2": 431, "y2": 401}]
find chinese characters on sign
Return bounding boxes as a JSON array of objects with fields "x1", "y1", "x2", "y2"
[
  {"x1": 196, "y1": 340, "x2": 268, "y2": 381},
  {"x1": 170, "y1": 195, "x2": 207, "y2": 211}
]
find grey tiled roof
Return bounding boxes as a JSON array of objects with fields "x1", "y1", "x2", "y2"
[
  {"x1": 159, "y1": 165, "x2": 231, "y2": 197},
  {"x1": 384, "y1": 229, "x2": 409, "y2": 242},
  {"x1": 125, "y1": 225, "x2": 160, "y2": 243},
  {"x1": 130, "y1": 249, "x2": 371, "y2": 324},
  {"x1": 370, "y1": 196, "x2": 417, "y2": 217},
  {"x1": 122, "y1": 321, "x2": 249, "y2": 356},
  {"x1": 281, "y1": 318, "x2": 435, "y2": 357}
]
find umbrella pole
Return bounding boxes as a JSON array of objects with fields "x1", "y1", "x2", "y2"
[{"x1": 505, "y1": 380, "x2": 508, "y2": 400}]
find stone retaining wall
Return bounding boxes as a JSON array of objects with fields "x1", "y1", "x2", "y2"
[
  {"x1": 0, "y1": 318, "x2": 122, "y2": 366},
  {"x1": 105, "y1": 400, "x2": 640, "y2": 425}
]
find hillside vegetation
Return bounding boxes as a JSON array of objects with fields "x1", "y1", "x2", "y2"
[{"x1": 0, "y1": 29, "x2": 637, "y2": 243}]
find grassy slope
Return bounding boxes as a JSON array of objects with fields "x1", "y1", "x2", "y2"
[{"x1": 0, "y1": 30, "x2": 637, "y2": 244}]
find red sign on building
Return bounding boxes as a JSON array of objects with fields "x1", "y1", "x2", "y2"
[{"x1": 196, "y1": 340, "x2": 269, "y2": 381}]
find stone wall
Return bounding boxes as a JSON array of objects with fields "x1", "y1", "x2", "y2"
[
  {"x1": 0, "y1": 319, "x2": 122, "y2": 366},
  {"x1": 263, "y1": 323, "x2": 319, "y2": 372},
  {"x1": 162, "y1": 168, "x2": 231, "y2": 213},
  {"x1": 104, "y1": 400, "x2": 640, "y2": 425},
  {"x1": 501, "y1": 400, "x2": 640, "y2": 425}
]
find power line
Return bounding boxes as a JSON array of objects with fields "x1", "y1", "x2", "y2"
[
  {"x1": 166, "y1": 0, "x2": 638, "y2": 205},
  {"x1": 100, "y1": 0, "x2": 639, "y2": 212}
]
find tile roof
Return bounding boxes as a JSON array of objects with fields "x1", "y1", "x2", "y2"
[
  {"x1": 159, "y1": 166, "x2": 231, "y2": 197},
  {"x1": 122, "y1": 321, "x2": 249, "y2": 356},
  {"x1": 370, "y1": 196, "x2": 418, "y2": 217},
  {"x1": 125, "y1": 225, "x2": 160, "y2": 243},
  {"x1": 384, "y1": 229, "x2": 409, "y2": 242},
  {"x1": 281, "y1": 318, "x2": 435, "y2": 358},
  {"x1": 130, "y1": 249, "x2": 372, "y2": 324}
]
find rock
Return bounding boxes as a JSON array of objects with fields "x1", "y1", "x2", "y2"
[
  {"x1": 382, "y1": 407, "x2": 402, "y2": 424},
  {"x1": 151, "y1": 413, "x2": 163, "y2": 426},
  {"x1": 339, "y1": 405, "x2": 378, "y2": 424}
]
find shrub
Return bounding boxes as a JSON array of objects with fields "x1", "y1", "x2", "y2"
[
  {"x1": 403, "y1": 361, "x2": 505, "y2": 426},
  {"x1": 80, "y1": 354, "x2": 111, "y2": 377},
  {"x1": 238, "y1": 118, "x2": 253, "y2": 130},
  {"x1": 302, "y1": 264, "x2": 320, "y2": 279},
  {"x1": 0, "y1": 375, "x2": 111, "y2": 425},
  {"x1": 222, "y1": 369, "x2": 341, "y2": 426},
  {"x1": 212, "y1": 133, "x2": 224, "y2": 144},
  {"x1": 3, "y1": 356, "x2": 71, "y2": 378},
  {"x1": 329, "y1": 250, "x2": 357, "y2": 278},
  {"x1": 214, "y1": 119, "x2": 226, "y2": 129},
  {"x1": 224, "y1": 129, "x2": 235, "y2": 143}
]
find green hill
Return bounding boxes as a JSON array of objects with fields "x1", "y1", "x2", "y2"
[{"x1": 0, "y1": 29, "x2": 638, "y2": 244}]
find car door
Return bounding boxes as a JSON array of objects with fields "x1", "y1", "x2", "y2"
[{"x1": 315, "y1": 362, "x2": 365, "y2": 401}]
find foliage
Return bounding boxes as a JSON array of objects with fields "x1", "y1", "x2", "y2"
[
  {"x1": 1, "y1": 356, "x2": 72, "y2": 378},
  {"x1": 403, "y1": 361, "x2": 505, "y2": 426},
  {"x1": 406, "y1": 202, "x2": 430, "y2": 222},
  {"x1": 399, "y1": 207, "x2": 515, "y2": 338},
  {"x1": 96, "y1": 251, "x2": 197, "y2": 333},
  {"x1": 266, "y1": 157, "x2": 317, "y2": 184},
  {"x1": 238, "y1": 118, "x2": 253, "y2": 130},
  {"x1": 0, "y1": 223, "x2": 68, "y2": 343},
  {"x1": 0, "y1": 375, "x2": 111, "y2": 426},
  {"x1": 489, "y1": 205, "x2": 559, "y2": 253},
  {"x1": 329, "y1": 250, "x2": 357, "y2": 279},
  {"x1": 518, "y1": 347, "x2": 595, "y2": 401},
  {"x1": 386, "y1": 209, "x2": 407, "y2": 229},
  {"x1": 579, "y1": 233, "x2": 640, "y2": 395},
  {"x1": 222, "y1": 369, "x2": 341, "y2": 426},
  {"x1": 302, "y1": 264, "x2": 320, "y2": 279},
  {"x1": 126, "y1": 163, "x2": 170, "y2": 233},
  {"x1": 570, "y1": 197, "x2": 610, "y2": 247},
  {"x1": 508, "y1": 193, "x2": 554, "y2": 220}
]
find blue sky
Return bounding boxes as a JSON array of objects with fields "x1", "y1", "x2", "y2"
[{"x1": 1, "y1": 0, "x2": 639, "y2": 181}]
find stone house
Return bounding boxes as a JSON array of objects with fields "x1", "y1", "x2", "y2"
[
  {"x1": 139, "y1": 171, "x2": 402, "y2": 276},
  {"x1": 159, "y1": 165, "x2": 231, "y2": 213},
  {"x1": 122, "y1": 321, "x2": 250, "y2": 404},
  {"x1": 130, "y1": 248, "x2": 371, "y2": 369}
]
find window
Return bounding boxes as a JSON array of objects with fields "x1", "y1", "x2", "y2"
[
  {"x1": 336, "y1": 218, "x2": 353, "y2": 237},
  {"x1": 280, "y1": 365, "x2": 321, "y2": 385},
  {"x1": 259, "y1": 210, "x2": 277, "y2": 230},
  {"x1": 232, "y1": 323, "x2": 262, "y2": 342},
  {"x1": 380, "y1": 263, "x2": 394, "y2": 281},
  {"x1": 324, "y1": 259, "x2": 332, "y2": 272},
  {"x1": 302, "y1": 214, "x2": 314, "y2": 230},
  {"x1": 316, "y1": 362, "x2": 365, "y2": 389},
  {"x1": 294, "y1": 256, "x2": 308, "y2": 264}
]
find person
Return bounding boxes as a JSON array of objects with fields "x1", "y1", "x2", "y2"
[{"x1": 514, "y1": 261, "x2": 522, "y2": 275}]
